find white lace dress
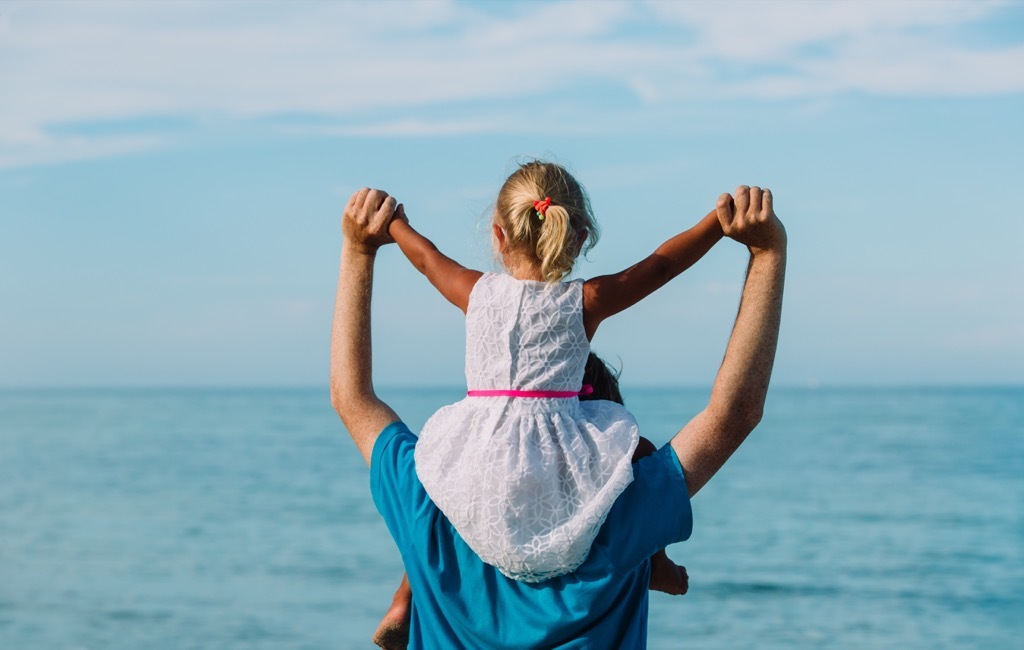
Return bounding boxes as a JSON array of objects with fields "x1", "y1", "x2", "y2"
[{"x1": 414, "y1": 272, "x2": 640, "y2": 582}]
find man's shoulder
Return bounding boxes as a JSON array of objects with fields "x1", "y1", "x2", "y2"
[
  {"x1": 370, "y1": 421, "x2": 428, "y2": 533},
  {"x1": 371, "y1": 420, "x2": 414, "y2": 468},
  {"x1": 591, "y1": 445, "x2": 694, "y2": 573},
  {"x1": 371, "y1": 420, "x2": 418, "y2": 486},
  {"x1": 628, "y1": 445, "x2": 692, "y2": 540}
]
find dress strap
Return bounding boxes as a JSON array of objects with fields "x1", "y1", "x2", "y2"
[{"x1": 467, "y1": 385, "x2": 594, "y2": 399}]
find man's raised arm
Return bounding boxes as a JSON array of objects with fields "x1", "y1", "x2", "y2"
[
  {"x1": 670, "y1": 186, "x2": 787, "y2": 497},
  {"x1": 330, "y1": 188, "x2": 401, "y2": 465}
]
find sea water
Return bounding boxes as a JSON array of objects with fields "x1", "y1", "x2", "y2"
[{"x1": 1, "y1": 386, "x2": 1021, "y2": 649}]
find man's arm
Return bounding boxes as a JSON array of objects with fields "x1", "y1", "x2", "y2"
[
  {"x1": 670, "y1": 186, "x2": 786, "y2": 497},
  {"x1": 329, "y1": 188, "x2": 401, "y2": 465}
]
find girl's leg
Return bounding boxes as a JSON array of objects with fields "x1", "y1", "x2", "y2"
[
  {"x1": 649, "y1": 549, "x2": 689, "y2": 595},
  {"x1": 632, "y1": 436, "x2": 689, "y2": 596},
  {"x1": 373, "y1": 573, "x2": 412, "y2": 649}
]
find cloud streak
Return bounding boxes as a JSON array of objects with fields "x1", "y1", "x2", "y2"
[{"x1": 1, "y1": 0, "x2": 1021, "y2": 169}]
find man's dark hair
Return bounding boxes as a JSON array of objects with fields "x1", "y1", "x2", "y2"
[{"x1": 580, "y1": 353, "x2": 623, "y2": 406}]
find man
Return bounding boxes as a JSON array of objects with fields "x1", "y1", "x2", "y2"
[{"x1": 330, "y1": 186, "x2": 786, "y2": 648}]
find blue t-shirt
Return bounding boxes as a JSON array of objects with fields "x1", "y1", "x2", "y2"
[{"x1": 370, "y1": 421, "x2": 693, "y2": 649}]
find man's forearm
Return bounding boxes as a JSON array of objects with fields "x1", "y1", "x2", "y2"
[
  {"x1": 329, "y1": 242, "x2": 399, "y2": 465},
  {"x1": 708, "y1": 248, "x2": 785, "y2": 429},
  {"x1": 671, "y1": 243, "x2": 786, "y2": 496}
]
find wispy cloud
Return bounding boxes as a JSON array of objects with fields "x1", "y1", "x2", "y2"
[
  {"x1": 1, "y1": 0, "x2": 1021, "y2": 169},
  {"x1": 280, "y1": 117, "x2": 516, "y2": 138}
]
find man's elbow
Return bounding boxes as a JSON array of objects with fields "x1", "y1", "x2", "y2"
[
  {"x1": 731, "y1": 399, "x2": 763, "y2": 434},
  {"x1": 329, "y1": 376, "x2": 352, "y2": 420},
  {"x1": 709, "y1": 401, "x2": 763, "y2": 437},
  {"x1": 330, "y1": 375, "x2": 391, "y2": 427},
  {"x1": 738, "y1": 406, "x2": 764, "y2": 434}
]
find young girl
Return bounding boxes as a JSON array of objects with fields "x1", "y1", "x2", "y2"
[{"x1": 388, "y1": 160, "x2": 722, "y2": 579}]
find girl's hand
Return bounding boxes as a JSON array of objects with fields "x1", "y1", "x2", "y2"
[
  {"x1": 393, "y1": 203, "x2": 409, "y2": 224},
  {"x1": 342, "y1": 188, "x2": 398, "y2": 254},
  {"x1": 388, "y1": 203, "x2": 410, "y2": 236},
  {"x1": 716, "y1": 186, "x2": 786, "y2": 255}
]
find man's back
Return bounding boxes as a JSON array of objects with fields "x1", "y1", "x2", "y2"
[{"x1": 372, "y1": 422, "x2": 693, "y2": 648}]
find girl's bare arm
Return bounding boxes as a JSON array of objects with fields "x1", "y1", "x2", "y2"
[
  {"x1": 582, "y1": 209, "x2": 723, "y2": 339},
  {"x1": 389, "y1": 209, "x2": 482, "y2": 313}
]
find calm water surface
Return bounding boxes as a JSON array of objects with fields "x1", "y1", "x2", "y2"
[{"x1": 1, "y1": 387, "x2": 1021, "y2": 648}]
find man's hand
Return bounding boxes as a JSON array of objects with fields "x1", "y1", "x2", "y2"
[
  {"x1": 343, "y1": 188, "x2": 399, "y2": 254},
  {"x1": 716, "y1": 186, "x2": 786, "y2": 254}
]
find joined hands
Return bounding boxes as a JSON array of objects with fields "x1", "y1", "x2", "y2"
[
  {"x1": 716, "y1": 186, "x2": 786, "y2": 254},
  {"x1": 342, "y1": 188, "x2": 400, "y2": 254}
]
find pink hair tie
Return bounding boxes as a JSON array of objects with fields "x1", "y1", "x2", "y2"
[{"x1": 533, "y1": 197, "x2": 552, "y2": 220}]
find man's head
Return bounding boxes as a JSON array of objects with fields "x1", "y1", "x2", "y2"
[{"x1": 580, "y1": 353, "x2": 624, "y2": 406}]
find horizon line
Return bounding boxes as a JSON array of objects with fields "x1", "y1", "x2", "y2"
[{"x1": 1, "y1": 382, "x2": 1022, "y2": 392}]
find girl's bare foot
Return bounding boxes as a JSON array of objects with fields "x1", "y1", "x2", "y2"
[
  {"x1": 373, "y1": 575, "x2": 412, "y2": 649},
  {"x1": 649, "y1": 549, "x2": 688, "y2": 595}
]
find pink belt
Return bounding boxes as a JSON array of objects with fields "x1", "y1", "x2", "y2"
[{"x1": 467, "y1": 385, "x2": 594, "y2": 398}]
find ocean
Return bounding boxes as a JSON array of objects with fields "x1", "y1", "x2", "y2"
[{"x1": 1, "y1": 386, "x2": 1021, "y2": 649}]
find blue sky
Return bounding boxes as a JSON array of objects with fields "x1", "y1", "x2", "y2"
[{"x1": 1, "y1": 0, "x2": 1022, "y2": 388}]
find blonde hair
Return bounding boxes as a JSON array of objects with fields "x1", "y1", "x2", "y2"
[{"x1": 494, "y1": 160, "x2": 599, "y2": 283}]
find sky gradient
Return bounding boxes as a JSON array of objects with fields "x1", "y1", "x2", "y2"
[{"x1": 2, "y1": 0, "x2": 1023, "y2": 388}]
